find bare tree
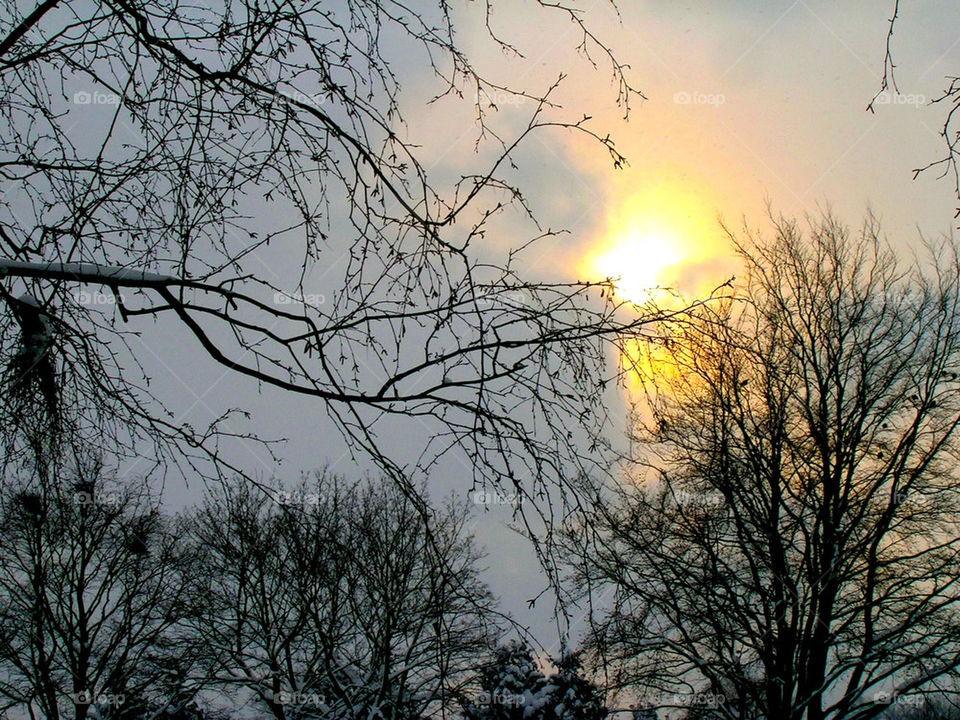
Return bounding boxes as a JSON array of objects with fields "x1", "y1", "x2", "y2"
[
  {"x1": 0, "y1": 462, "x2": 193, "y2": 720},
  {"x1": 0, "y1": 0, "x2": 678, "y2": 536},
  {"x1": 571, "y1": 213, "x2": 960, "y2": 720},
  {"x1": 180, "y1": 471, "x2": 503, "y2": 719}
]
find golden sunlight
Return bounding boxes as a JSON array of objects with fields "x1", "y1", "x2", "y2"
[
  {"x1": 581, "y1": 180, "x2": 725, "y2": 304},
  {"x1": 581, "y1": 179, "x2": 732, "y2": 396},
  {"x1": 588, "y1": 228, "x2": 681, "y2": 303}
]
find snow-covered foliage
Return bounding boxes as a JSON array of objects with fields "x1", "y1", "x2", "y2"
[
  {"x1": 542, "y1": 652, "x2": 607, "y2": 720},
  {"x1": 463, "y1": 643, "x2": 606, "y2": 720},
  {"x1": 3, "y1": 291, "x2": 58, "y2": 427}
]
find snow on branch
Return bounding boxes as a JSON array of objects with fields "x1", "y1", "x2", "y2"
[{"x1": 0, "y1": 260, "x2": 179, "y2": 286}]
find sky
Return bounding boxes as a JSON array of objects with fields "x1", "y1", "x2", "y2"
[
  {"x1": 132, "y1": 0, "x2": 960, "y2": 651},
  {"x1": 401, "y1": 1, "x2": 959, "y2": 299}
]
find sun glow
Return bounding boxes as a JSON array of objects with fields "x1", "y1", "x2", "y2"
[
  {"x1": 588, "y1": 226, "x2": 682, "y2": 303},
  {"x1": 580, "y1": 180, "x2": 733, "y2": 396},
  {"x1": 581, "y1": 181, "x2": 725, "y2": 305}
]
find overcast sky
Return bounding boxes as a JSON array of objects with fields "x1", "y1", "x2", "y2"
[{"x1": 138, "y1": 0, "x2": 960, "y2": 652}]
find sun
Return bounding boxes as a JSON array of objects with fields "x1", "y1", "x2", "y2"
[
  {"x1": 579, "y1": 178, "x2": 735, "y2": 395},
  {"x1": 581, "y1": 181, "x2": 722, "y2": 305},
  {"x1": 587, "y1": 226, "x2": 682, "y2": 304}
]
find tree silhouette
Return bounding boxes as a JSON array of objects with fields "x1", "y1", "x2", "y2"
[
  {"x1": 181, "y1": 473, "x2": 501, "y2": 719},
  {"x1": 0, "y1": 468, "x2": 194, "y2": 719},
  {"x1": 0, "y1": 0, "x2": 681, "y2": 543},
  {"x1": 572, "y1": 212, "x2": 960, "y2": 720}
]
